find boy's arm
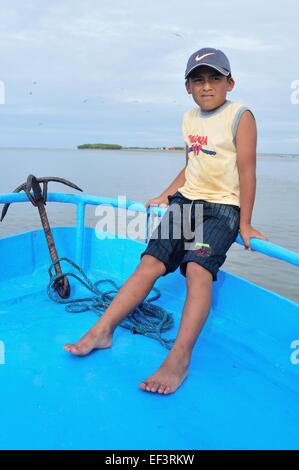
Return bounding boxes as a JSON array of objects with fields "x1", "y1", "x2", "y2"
[
  {"x1": 236, "y1": 111, "x2": 268, "y2": 249},
  {"x1": 145, "y1": 146, "x2": 188, "y2": 208}
]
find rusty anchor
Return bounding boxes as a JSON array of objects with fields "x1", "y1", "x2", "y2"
[{"x1": 1, "y1": 174, "x2": 83, "y2": 298}]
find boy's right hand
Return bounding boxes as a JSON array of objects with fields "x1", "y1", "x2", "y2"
[{"x1": 144, "y1": 194, "x2": 169, "y2": 210}]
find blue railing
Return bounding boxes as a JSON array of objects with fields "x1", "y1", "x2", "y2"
[{"x1": 0, "y1": 192, "x2": 299, "y2": 269}]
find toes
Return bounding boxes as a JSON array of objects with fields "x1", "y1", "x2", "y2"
[
  {"x1": 143, "y1": 381, "x2": 157, "y2": 392},
  {"x1": 140, "y1": 377, "x2": 176, "y2": 394},
  {"x1": 140, "y1": 381, "x2": 173, "y2": 395},
  {"x1": 146, "y1": 381, "x2": 154, "y2": 392},
  {"x1": 64, "y1": 344, "x2": 75, "y2": 353},
  {"x1": 150, "y1": 382, "x2": 160, "y2": 393},
  {"x1": 65, "y1": 344, "x2": 81, "y2": 355},
  {"x1": 139, "y1": 382, "x2": 147, "y2": 391},
  {"x1": 158, "y1": 384, "x2": 167, "y2": 394}
]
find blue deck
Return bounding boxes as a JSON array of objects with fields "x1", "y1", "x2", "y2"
[
  {"x1": 1, "y1": 192, "x2": 299, "y2": 450},
  {"x1": 1, "y1": 221, "x2": 299, "y2": 450}
]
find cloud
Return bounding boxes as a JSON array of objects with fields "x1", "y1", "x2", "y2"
[{"x1": 0, "y1": 0, "x2": 298, "y2": 151}]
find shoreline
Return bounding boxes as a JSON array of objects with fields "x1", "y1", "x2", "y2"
[{"x1": 0, "y1": 147, "x2": 298, "y2": 157}]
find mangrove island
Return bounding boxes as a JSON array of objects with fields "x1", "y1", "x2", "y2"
[{"x1": 77, "y1": 143, "x2": 185, "y2": 151}]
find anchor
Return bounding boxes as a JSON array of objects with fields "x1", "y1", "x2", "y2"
[{"x1": 1, "y1": 174, "x2": 83, "y2": 298}]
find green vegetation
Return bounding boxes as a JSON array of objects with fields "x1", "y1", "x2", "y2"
[
  {"x1": 77, "y1": 143, "x2": 122, "y2": 150},
  {"x1": 77, "y1": 143, "x2": 185, "y2": 151}
]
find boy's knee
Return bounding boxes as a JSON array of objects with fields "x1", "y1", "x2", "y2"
[
  {"x1": 139, "y1": 254, "x2": 166, "y2": 277},
  {"x1": 186, "y1": 262, "x2": 212, "y2": 285}
]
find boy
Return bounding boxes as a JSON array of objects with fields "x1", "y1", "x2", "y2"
[{"x1": 65, "y1": 47, "x2": 268, "y2": 395}]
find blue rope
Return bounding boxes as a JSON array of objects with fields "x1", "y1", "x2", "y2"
[{"x1": 47, "y1": 258, "x2": 175, "y2": 350}]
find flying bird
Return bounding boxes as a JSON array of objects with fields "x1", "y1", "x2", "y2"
[{"x1": 171, "y1": 32, "x2": 184, "y2": 39}]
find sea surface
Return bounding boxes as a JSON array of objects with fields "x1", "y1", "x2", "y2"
[{"x1": 0, "y1": 147, "x2": 298, "y2": 303}]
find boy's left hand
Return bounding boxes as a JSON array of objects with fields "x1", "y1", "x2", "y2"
[{"x1": 239, "y1": 223, "x2": 269, "y2": 251}]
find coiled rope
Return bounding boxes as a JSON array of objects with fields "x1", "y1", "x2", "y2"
[{"x1": 47, "y1": 258, "x2": 175, "y2": 349}]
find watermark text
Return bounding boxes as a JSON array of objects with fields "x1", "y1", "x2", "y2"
[
  {"x1": 290, "y1": 340, "x2": 299, "y2": 365},
  {"x1": 0, "y1": 340, "x2": 5, "y2": 365},
  {"x1": 94, "y1": 196, "x2": 205, "y2": 251},
  {"x1": 290, "y1": 80, "x2": 299, "y2": 104}
]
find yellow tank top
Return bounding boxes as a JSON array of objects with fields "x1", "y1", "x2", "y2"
[{"x1": 178, "y1": 100, "x2": 252, "y2": 206}]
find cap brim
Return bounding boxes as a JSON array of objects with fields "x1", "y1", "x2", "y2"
[{"x1": 185, "y1": 63, "x2": 230, "y2": 79}]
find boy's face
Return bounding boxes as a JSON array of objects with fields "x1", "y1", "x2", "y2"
[{"x1": 185, "y1": 66, "x2": 235, "y2": 111}]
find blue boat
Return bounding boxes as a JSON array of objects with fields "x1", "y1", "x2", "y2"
[{"x1": 0, "y1": 191, "x2": 298, "y2": 450}]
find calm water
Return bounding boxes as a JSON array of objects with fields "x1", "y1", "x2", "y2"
[{"x1": 0, "y1": 148, "x2": 298, "y2": 302}]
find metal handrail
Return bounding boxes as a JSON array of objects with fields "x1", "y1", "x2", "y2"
[{"x1": 0, "y1": 192, "x2": 298, "y2": 268}]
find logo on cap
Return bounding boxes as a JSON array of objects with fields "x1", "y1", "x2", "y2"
[{"x1": 195, "y1": 52, "x2": 216, "y2": 62}]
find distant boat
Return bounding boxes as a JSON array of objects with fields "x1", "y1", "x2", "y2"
[{"x1": 0, "y1": 191, "x2": 298, "y2": 450}]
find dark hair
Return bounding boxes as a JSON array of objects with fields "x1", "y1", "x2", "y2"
[{"x1": 187, "y1": 69, "x2": 232, "y2": 82}]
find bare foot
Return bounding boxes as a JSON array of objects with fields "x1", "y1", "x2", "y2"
[
  {"x1": 64, "y1": 327, "x2": 113, "y2": 356},
  {"x1": 139, "y1": 349, "x2": 190, "y2": 395}
]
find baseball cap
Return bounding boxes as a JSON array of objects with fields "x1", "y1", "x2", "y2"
[{"x1": 185, "y1": 47, "x2": 231, "y2": 79}]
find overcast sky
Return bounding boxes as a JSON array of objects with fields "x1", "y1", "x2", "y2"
[{"x1": 1, "y1": 0, "x2": 299, "y2": 152}]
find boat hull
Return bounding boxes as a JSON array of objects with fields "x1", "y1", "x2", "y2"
[{"x1": 0, "y1": 227, "x2": 298, "y2": 450}]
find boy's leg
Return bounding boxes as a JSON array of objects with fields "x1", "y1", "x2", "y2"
[
  {"x1": 140, "y1": 201, "x2": 240, "y2": 395},
  {"x1": 140, "y1": 262, "x2": 212, "y2": 394},
  {"x1": 64, "y1": 255, "x2": 166, "y2": 355},
  {"x1": 65, "y1": 193, "x2": 187, "y2": 357}
]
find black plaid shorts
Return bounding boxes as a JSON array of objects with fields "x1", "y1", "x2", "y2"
[{"x1": 140, "y1": 191, "x2": 240, "y2": 282}]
